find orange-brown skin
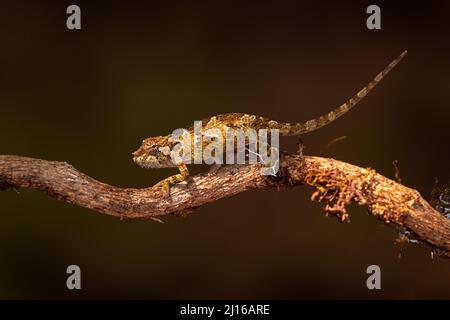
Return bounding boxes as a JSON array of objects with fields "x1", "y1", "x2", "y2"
[{"x1": 133, "y1": 51, "x2": 407, "y2": 194}]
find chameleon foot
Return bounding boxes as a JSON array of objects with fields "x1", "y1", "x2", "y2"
[
  {"x1": 152, "y1": 178, "x2": 172, "y2": 196},
  {"x1": 153, "y1": 163, "x2": 189, "y2": 196}
]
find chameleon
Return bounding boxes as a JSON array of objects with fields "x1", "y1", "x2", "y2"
[{"x1": 133, "y1": 50, "x2": 407, "y2": 194}]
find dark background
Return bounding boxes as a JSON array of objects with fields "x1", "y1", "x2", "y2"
[{"x1": 0, "y1": 0, "x2": 449, "y2": 299}]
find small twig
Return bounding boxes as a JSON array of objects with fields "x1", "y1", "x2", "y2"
[
  {"x1": 392, "y1": 160, "x2": 402, "y2": 184},
  {"x1": 325, "y1": 135, "x2": 347, "y2": 151}
]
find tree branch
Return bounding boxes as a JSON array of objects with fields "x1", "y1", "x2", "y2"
[{"x1": 1, "y1": 154, "x2": 449, "y2": 257}]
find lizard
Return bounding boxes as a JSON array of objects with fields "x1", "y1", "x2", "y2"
[{"x1": 132, "y1": 50, "x2": 407, "y2": 194}]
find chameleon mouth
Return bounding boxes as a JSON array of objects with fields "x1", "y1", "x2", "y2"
[
  {"x1": 133, "y1": 155, "x2": 145, "y2": 164},
  {"x1": 132, "y1": 154, "x2": 147, "y2": 167},
  {"x1": 132, "y1": 147, "x2": 145, "y2": 157},
  {"x1": 132, "y1": 147, "x2": 150, "y2": 166}
]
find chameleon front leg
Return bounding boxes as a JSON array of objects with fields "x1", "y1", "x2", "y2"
[{"x1": 154, "y1": 163, "x2": 190, "y2": 195}]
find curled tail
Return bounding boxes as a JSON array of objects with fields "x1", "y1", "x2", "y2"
[{"x1": 278, "y1": 50, "x2": 407, "y2": 135}]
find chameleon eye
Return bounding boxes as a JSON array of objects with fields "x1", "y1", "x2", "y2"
[{"x1": 149, "y1": 148, "x2": 159, "y2": 156}]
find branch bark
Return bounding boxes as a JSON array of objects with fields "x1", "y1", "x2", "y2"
[{"x1": 1, "y1": 154, "x2": 449, "y2": 257}]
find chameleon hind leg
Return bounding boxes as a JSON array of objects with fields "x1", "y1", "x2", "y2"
[{"x1": 154, "y1": 163, "x2": 189, "y2": 196}]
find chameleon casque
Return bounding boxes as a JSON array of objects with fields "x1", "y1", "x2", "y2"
[{"x1": 133, "y1": 51, "x2": 407, "y2": 194}]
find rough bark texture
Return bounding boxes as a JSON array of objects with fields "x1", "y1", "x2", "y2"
[{"x1": 0, "y1": 154, "x2": 449, "y2": 257}]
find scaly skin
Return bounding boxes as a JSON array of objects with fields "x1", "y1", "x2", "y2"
[{"x1": 133, "y1": 51, "x2": 407, "y2": 194}]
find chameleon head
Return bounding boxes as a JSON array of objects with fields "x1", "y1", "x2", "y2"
[{"x1": 132, "y1": 136, "x2": 176, "y2": 168}]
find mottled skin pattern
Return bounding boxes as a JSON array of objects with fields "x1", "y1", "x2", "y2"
[
  {"x1": 431, "y1": 184, "x2": 450, "y2": 218},
  {"x1": 133, "y1": 51, "x2": 407, "y2": 193}
]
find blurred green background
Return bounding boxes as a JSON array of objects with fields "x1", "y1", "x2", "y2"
[{"x1": 0, "y1": 0, "x2": 449, "y2": 299}]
